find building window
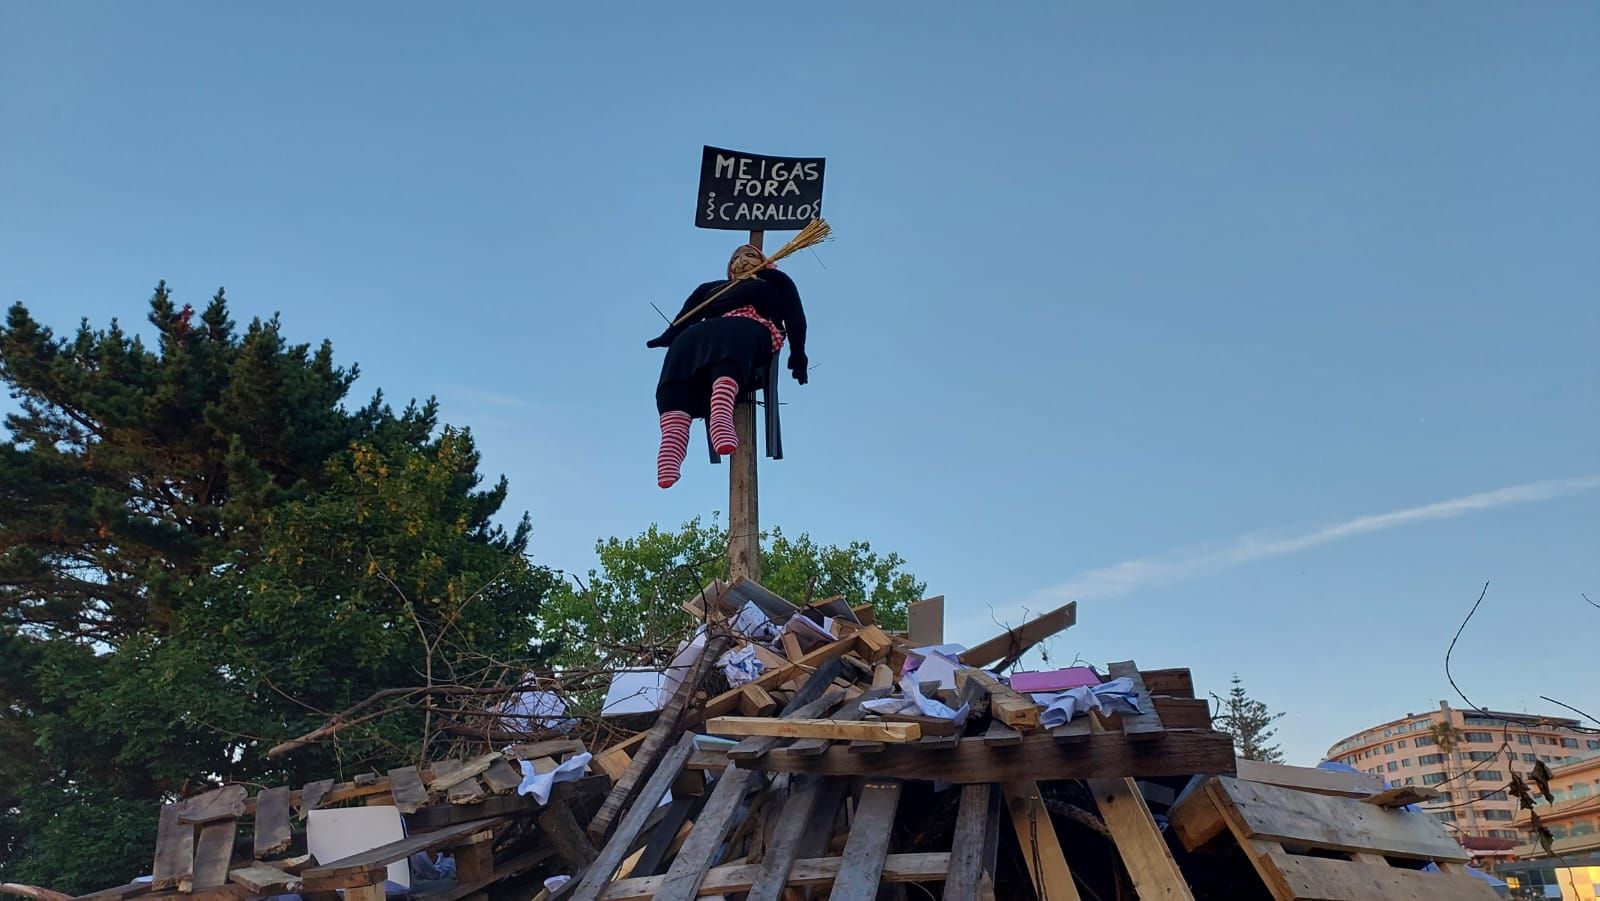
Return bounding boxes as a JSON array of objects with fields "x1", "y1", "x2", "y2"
[
  {"x1": 1560, "y1": 738, "x2": 1579, "y2": 749},
  {"x1": 1521, "y1": 753, "x2": 1537, "y2": 763},
  {"x1": 1463, "y1": 732, "x2": 1493, "y2": 743},
  {"x1": 1400, "y1": 758, "x2": 1411, "y2": 767},
  {"x1": 1490, "y1": 829, "x2": 1520, "y2": 840},
  {"x1": 1416, "y1": 735, "x2": 1435, "y2": 747},
  {"x1": 1481, "y1": 809, "x2": 1513, "y2": 821},
  {"x1": 1477, "y1": 790, "x2": 1508, "y2": 801},
  {"x1": 1586, "y1": 740, "x2": 1599, "y2": 750},
  {"x1": 1536, "y1": 736, "x2": 1554, "y2": 745},
  {"x1": 1404, "y1": 777, "x2": 1415, "y2": 786},
  {"x1": 1433, "y1": 811, "x2": 1455, "y2": 823},
  {"x1": 1571, "y1": 784, "x2": 1593, "y2": 799},
  {"x1": 1418, "y1": 753, "x2": 1447, "y2": 765},
  {"x1": 1572, "y1": 821, "x2": 1597, "y2": 837},
  {"x1": 1473, "y1": 770, "x2": 1503, "y2": 782},
  {"x1": 1421, "y1": 772, "x2": 1448, "y2": 785},
  {"x1": 1465, "y1": 751, "x2": 1496, "y2": 762},
  {"x1": 1386, "y1": 762, "x2": 1398, "y2": 773},
  {"x1": 1517, "y1": 734, "x2": 1532, "y2": 745}
]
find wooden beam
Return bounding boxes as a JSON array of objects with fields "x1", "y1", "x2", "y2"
[
  {"x1": 597, "y1": 852, "x2": 950, "y2": 901},
  {"x1": 1105, "y1": 661, "x2": 1164, "y2": 741},
  {"x1": 708, "y1": 717, "x2": 919, "y2": 743},
  {"x1": 744, "y1": 777, "x2": 827, "y2": 901},
  {"x1": 1003, "y1": 782, "x2": 1082, "y2": 901},
  {"x1": 253, "y1": 786, "x2": 293, "y2": 858},
  {"x1": 782, "y1": 688, "x2": 891, "y2": 757},
  {"x1": 567, "y1": 733, "x2": 699, "y2": 901},
  {"x1": 1086, "y1": 778, "x2": 1194, "y2": 900},
  {"x1": 749, "y1": 729, "x2": 1237, "y2": 783},
  {"x1": 829, "y1": 781, "x2": 903, "y2": 901},
  {"x1": 738, "y1": 684, "x2": 777, "y2": 717},
  {"x1": 956, "y1": 669, "x2": 1039, "y2": 730},
  {"x1": 181, "y1": 787, "x2": 247, "y2": 825},
  {"x1": 227, "y1": 865, "x2": 301, "y2": 895},
  {"x1": 944, "y1": 784, "x2": 996, "y2": 901},
  {"x1": 387, "y1": 766, "x2": 429, "y2": 814},
  {"x1": 653, "y1": 766, "x2": 759, "y2": 901},
  {"x1": 957, "y1": 601, "x2": 1075, "y2": 669},
  {"x1": 192, "y1": 820, "x2": 238, "y2": 889},
  {"x1": 1140, "y1": 668, "x2": 1195, "y2": 699},
  {"x1": 727, "y1": 689, "x2": 845, "y2": 762},
  {"x1": 150, "y1": 804, "x2": 195, "y2": 893},
  {"x1": 538, "y1": 785, "x2": 600, "y2": 871},
  {"x1": 300, "y1": 818, "x2": 501, "y2": 880},
  {"x1": 1232, "y1": 758, "x2": 1386, "y2": 798}
]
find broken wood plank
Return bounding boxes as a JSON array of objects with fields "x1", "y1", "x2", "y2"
[
  {"x1": 957, "y1": 601, "x2": 1076, "y2": 669},
  {"x1": 448, "y1": 776, "x2": 489, "y2": 806},
  {"x1": 505, "y1": 737, "x2": 587, "y2": 760},
  {"x1": 567, "y1": 734, "x2": 698, "y2": 901},
  {"x1": 1105, "y1": 661, "x2": 1164, "y2": 741},
  {"x1": 944, "y1": 784, "x2": 995, "y2": 901},
  {"x1": 481, "y1": 757, "x2": 524, "y2": 795},
  {"x1": 150, "y1": 804, "x2": 196, "y2": 892},
  {"x1": 428, "y1": 753, "x2": 500, "y2": 792},
  {"x1": 906, "y1": 595, "x2": 944, "y2": 646},
  {"x1": 830, "y1": 781, "x2": 902, "y2": 901},
  {"x1": 1152, "y1": 696, "x2": 1211, "y2": 730},
  {"x1": 1140, "y1": 668, "x2": 1195, "y2": 699},
  {"x1": 597, "y1": 852, "x2": 950, "y2": 901},
  {"x1": 192, "y1": 820, "x2": 238, "y2": 889},
  {"x1": 253, "y1": 786, "x2": 293, "y2": 859},
  {"x1": 387, "y1": 766, "x2": 429, "y2": 815},
  {"x1": 537, "y1": 784, "x2": 600, "y2": 871},
  {"x1": 1087, "y1": 778, "x2": 1193, "y2": 899},
  {"x1": 708, "y1": 717, "x2": 919, "y2": 743},
  {"x1": 181, "y1": 786, "x2": 247, "y2": 825},
  {"x1": 749, "y1": 729, "x2": 1237, "y2": 783},
  {"x1": 653, "y1": 766, "x2": 759, "y2": 901},
  {"x1": 744, "y1": 777, "x2": 826, "y2": 901},
  {"x1": 1003, "y1": 781, "x2": 1083, "y2": 901},
  {"x1": 738, "y1": 684, "x2": 776, "y2": 717},
  {"x1": 956, "y1": 669, "x2": 1039, "y2": 730},
  {"x1": 780, "y1": 633, "x2": 805, "y2": 662},
  {"x1": 227, "y1": 865, "x2": 301, "y2": 895},
  {"x1": 296, "y1": 779, "x2": 334, "y2": 818}
]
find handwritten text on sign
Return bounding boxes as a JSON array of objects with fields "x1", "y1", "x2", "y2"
[{"x1": 696, "y1": 146, "x2": 825, "y2": 231}]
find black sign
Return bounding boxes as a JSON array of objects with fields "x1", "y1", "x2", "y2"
[{"x1": 696, "y1": 145, "x2": 825, "y2": 231}]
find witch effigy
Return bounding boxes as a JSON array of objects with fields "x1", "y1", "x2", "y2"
[{"x1": 647, "y1": 243, "x2": 809, "y2": 488}]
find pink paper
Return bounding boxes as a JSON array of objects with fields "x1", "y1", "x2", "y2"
[{"x1": 1009, "y1": 667, "x2": 1102, "y2": 693}]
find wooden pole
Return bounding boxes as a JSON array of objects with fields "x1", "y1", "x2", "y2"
[{"x1": 727, "y1": 230, "x2": 763, "y2": 583}]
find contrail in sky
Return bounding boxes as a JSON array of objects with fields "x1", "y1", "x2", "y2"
[{"x1": 1024, "y1": 474, "x2": 1600, "y2": 606}]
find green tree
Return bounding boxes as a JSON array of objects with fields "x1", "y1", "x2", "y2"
[
  {"x1": 0, "y1": 286, "x2": 554, "y2": 891},
  {"x1": 1212, "y1": 675, "x2": 1286, "y2": 763},
  {"x1": 540, "y1": 517, "x2": 926, "y2": 670}
]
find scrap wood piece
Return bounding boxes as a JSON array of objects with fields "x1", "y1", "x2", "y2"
[
  {"x1": 296, "y1": 779, "x2": 334, "y2": 818},
  {"x1": 538, "y1": 783, "x2": 600, "y2": 871},
  {"x1": 387, "y1": 766, "x2": 429, "y2": 814},
  {"x1": 829, "y1": 780, "x2": 903, "y2": 901},
  {"x1": 708, "y1": 716, "x2": 919, "y2": 743},
  {"x1": 481, "y1": 757, "x2": 525, "y2": 795},
  {"x1": 728, "y1": 688, "x2": 845, "y2": 761},
  {"x1": 428, "y1": 752, "x2": 500, "y2": 793},
  {"x1": 1204, "y1": 776, "x2": 1469, "y2": 863},
  {"x1": 181, "y1": 786, "x2": 247, "y2": 825},
  {"x1": 150, "y1": 803, "x2": 196, "y2": 892},
  {"x1": 1105, "y1": 661, "x2": 1164, "y2": 741},
  {"x1": 696, "y1": 634, "x2": 861, "y2": 722},
  {"x1": 597, "y1": 852, "x2": 951, "y2": 901},
  {"x1": 506, "y1": 738, "x2": 587, "y2": 760},
  {"x1": 566, "y1": 732, "x2": 699, "y2": 901},
  {"x1": 1362, "y1": 785, "x2": 1443, "y2": 808},
  {"x1": 982, "y1": 719, "x2": 1023, "y2": 747},
  {"x1": 753, "y1": 728, "x2": 1237, "y2": 782},
  {"x1": 906, "y1": 595, "x2": 945, "y2": 646},
  {"x1": 448, "y1": 777, "x2": 489, "y2": 806},
  {"x1": 744, "y1": 777, "x2": 828, "y2": 901},
  {"x1": 854, "y1": 626, "x2": 894, "y2": 662},
  {"x1": 68, "y1": 881, "x2": 150, "y2": 901},
  {"x1": 738, "y1": 684, "x2": 776, "y2": 717},
  {"x1": 1086, "y1": 777, "x2": 1194, "y2": 900},
  {"x1": 1140, "y1": 668, "x2": 1195, "y2": 699},
  {"x1": 956, "y1": 669, "x2": 1039, "y2": 730},
  {"x1": 630, "y1": 794, "x2": 700, "y2": 878},
  {"x1": 886, "y1": 712, "x2": 960, "y2": 738},
  {"x1": 253, "y1": 786, "x2": 293, "y2": 858},
  {"x1": 299, "y1": 817, "x2": 502, "y2": 880},
  {"x1": 2, "y1": 885, "x2": 70, "y2": 901},
  {"x1": 1051, "y1": 717, "x2": 1092, "y2": 744},
  {"x1": 197, "y1": 833, "x2": 252, "y2": 895},
  {"x1": 1003, "y1": 781, "x2": 1084, "y2": 901},
  {"x1": 944, "y1": 783, "x2": 997, "y2": 901},
  {"x1": 1232, "y1": 759, "x2": 1385, "y2": 799},
  {"x1": 226, "y1": 865, "x2": 302, "y2": 895},
  {"x1": 1152, "y1": 696, "x2": 1212, "y2": 730},
  {"x1": 405, "y1": 776, "x2": 607, "y2": 832},
  {"x1": 652, "y1": 766, "x2": 761, "y2": 901},
  {"x1": 783, "y1": 688, "x2": 890, "y2": 757},
  {"x1": 589, "y1": 634, "x2": 732, "y2": 844},
  {"x1": 957, "y1": 601, "x2": 1076, "y2": 669},
  {"x1": 1253, "y1": 847, "x2": 1501, "y2": 901}
]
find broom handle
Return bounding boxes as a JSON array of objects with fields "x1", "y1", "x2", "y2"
[{"x1": 668, "y1": 221, "x2": 821, "y2": 328}]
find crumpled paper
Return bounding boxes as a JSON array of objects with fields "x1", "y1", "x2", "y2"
[
  {"x1": 715, "y1": 645, "x2": 765, "y2": 687},
  {"x1": 860, "y1": 676, "x2": 970, "y2": 726},
  {"x1": 730, "y1": 600, "x2": 780, "y2": 643},
  {"x1": 516, "y1": 751, "x2": 592, "y2": 805},
  {"x1": 497, "y1": 688, "x2": 577, "y2": 734},
  {"x1": 1035, "y1": 676, "x2": 1140, "y2": 728}
]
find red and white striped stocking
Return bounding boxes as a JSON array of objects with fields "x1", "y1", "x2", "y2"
[
  {"x1": 708, "y1": 377, "x2": 739, "y2": 455},
  {"x1": 656, "y1": 411, "x2": 691, "y2": 488}
]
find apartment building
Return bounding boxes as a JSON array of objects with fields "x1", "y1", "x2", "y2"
[{"x1": 1325, "y1": 701, "x2": 1598, "y2": 841}]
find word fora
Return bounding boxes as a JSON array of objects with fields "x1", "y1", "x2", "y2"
[{"x1": 714, "y1": 155, "x2": 821, "y2": 198}]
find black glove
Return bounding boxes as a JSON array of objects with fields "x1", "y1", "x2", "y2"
[
  {"x1": 646, "y1": 334, "x2": 671, "y2": 349},
  {"x1": 789, "y1": 353, "x2": 809, "y2": 385}
]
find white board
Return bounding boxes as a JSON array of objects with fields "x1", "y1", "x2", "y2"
[{"x1": 306, "y1": 805, "x2": 409, "y2": 889}]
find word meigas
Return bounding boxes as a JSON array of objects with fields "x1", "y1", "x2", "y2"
[{"x1": 714, "y1": 154, "x2": 822, "y2": 198}]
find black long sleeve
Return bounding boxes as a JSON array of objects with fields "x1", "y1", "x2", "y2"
[{"x1": 648, "y1": 270, "x2": 807, "y2": 371}]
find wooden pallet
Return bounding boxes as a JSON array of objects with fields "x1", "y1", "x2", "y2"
[{"x1": 1170, "y1": 776, "x2": 1500, "y2": 901}]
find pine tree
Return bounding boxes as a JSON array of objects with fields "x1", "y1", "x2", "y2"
[
  {"x1": 1213, "y1": 674, "x2": 1287, "y2": 763},
  {"x1": 0, "y1": 285, "x2": 554, "y2": 891}
]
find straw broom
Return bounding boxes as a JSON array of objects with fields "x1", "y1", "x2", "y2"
[{"x1": 669, "y1": 218, "x2": 832, "y2": 327}]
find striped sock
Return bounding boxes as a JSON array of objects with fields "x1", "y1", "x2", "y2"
[
  {"x1": 656, "y1": 411, "x2": 691, "y2": 488},
  {"x1": 708, "y1": 377, "x2": 739, "y2": 455}
]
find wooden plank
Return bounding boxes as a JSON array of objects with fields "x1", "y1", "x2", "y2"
[
  {"x1": 589, "y1": 635, "x2": 731, "y2": 843},
  {"x1": 1207, "y1": 776, "x2": 1468, "y2": 862},
  {"x1": 598, "y1": 852, "x2": 950, "y2": 901},
  {"x1": 481, "y1": 757, "x2": 524, "y2": 795},
  {"x1": 886, "y1": 713, "x2": 959, "y2": 738},
  {"x1": 1233, "y1": 759, "x2": 1385, "y2": 798},
  {"x1": 150, "y1": 804, "x2": 195, "y2": 893},
  {"x1": 956, "y1": 669, "x2": 1039, "y2": 730},
  {"x1": 780, "y1": 633, "x2": 804, "y2": 662},
  {"x1": 957, "y1": 601, "x2": 1075, "y2": 669},
  {"x1": 727, "y1": 689, "x2": 844, "y2": 762},
  {"x1": 70, "y1": 881, "x2": 150, "y2": 901},
  {"x1": 631, "y1": 794, "x2": 699, "y2": 878},
  {"x1": 1152, "y1": 696, "x2": 1211, "y2": 730},
  {"x1": 297, "y1": 779, "x2": 334, "y2": 818},
  {"x1": 568, "y1": 732, "x2": 699, "y2": 901},
  {"x1": 226, "y1": 865, "x2": 301, "y2": 895},
  {"x1": 387, "y1": 766, "x2": 429, "y2": 814},
  {"x1": 750, "y1": 729, "x2": 1237, "y2": 783},
  {"x1": 181, "y1": 787, "x2": 247, "y2": 825},
  {"x1": 829, "y1": 781, "x2": 902, "y2": 901},
  {"x1": 1086, "y1": 778, "x2": 1193, "y2": 899},
  {"x1": 982, "y1": 720, "x2": 1023, "y2": 747},
  {"x1": 783, "y1": 688, "x2": 890, "y2": 757},
  {"x1": 744, "y1": 777, "x2": 826, "y2": 901},
  {"x1": 448, "y1": 776, "x2": 489, "y2": 806},
  {"x1": 453, "y1": 834, "x2": 494, "y2": 883},
  {"x1": 506, "y1": 738, "x2": 587, "y2": 760},
  {"x1": 1106, "y1": 661, "x2": 1164, "y2": 741},
  {"x1": 429, "y1": 753, "x2": 499, "y2": 792},
  {"x1": 410, "y1": 847, "x2": 555, "y2": 901},
  {"x1": 1003, "y1": 782, "x2": 1083, "y2": 901},
  {"x1": 252, "y1": 786, "x2": 293, "y2": 858},
  {"x1": 1051, "y1": 717, "x2": 1092, "y2": 745},
  {"x1": 346, "y1": 884, "x2": 384, "y2": 901},
  {"x1": 300, "y1": 818, "x2": 500, "y2": 879},
  {"x1": 854, "y1": 626, "x2": 894, "y2": 663},
  {"x1": 738, "y1": 684, "x2": 776, "y2": 717},
  {"x1": 1363, "y1": 786, "x2": 1443, "y2": 808},
  {"x1": 944, "y1": 784, "x2": 995, "y2": 901},
  {"x1": 906, "y1": 595, "x2": 944, "y2": 646},
  {"x1": 708, "y1": 717, "x2": 919, "y2": 743},
  {"x1": 1257, "y1": 847, "x2": 1499, "y2": 901},
  {"x1": 192, "y1": 820, "x2": 238, "y2": 889},
  {"x1": 1168, "y1": 786, "x2": 1229, "y2": 851},
  {"x1": 405, "y1": 776, "x2": 606, "y2": 832},
  {"x1": 1140, "y1": 668, "x2": 1195, "y2": 699},
  {"x1": 653, "y1": 767, "x2": 759, "y2": 901},
  {"x1": 537, "y1": 784, "x2": 600, "y2": 870},
  {"x1": 697, "y1": 634, "x2": 861, "y2": 721}
]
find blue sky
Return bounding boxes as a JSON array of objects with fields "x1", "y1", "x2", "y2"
[{"x1": 3, "y1": 3, "x2": 1596, "y2": 764}]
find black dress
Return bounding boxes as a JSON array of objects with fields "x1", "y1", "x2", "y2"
[{"x1": 649, "y1": 269, "x2": 807, "y2": 417}]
